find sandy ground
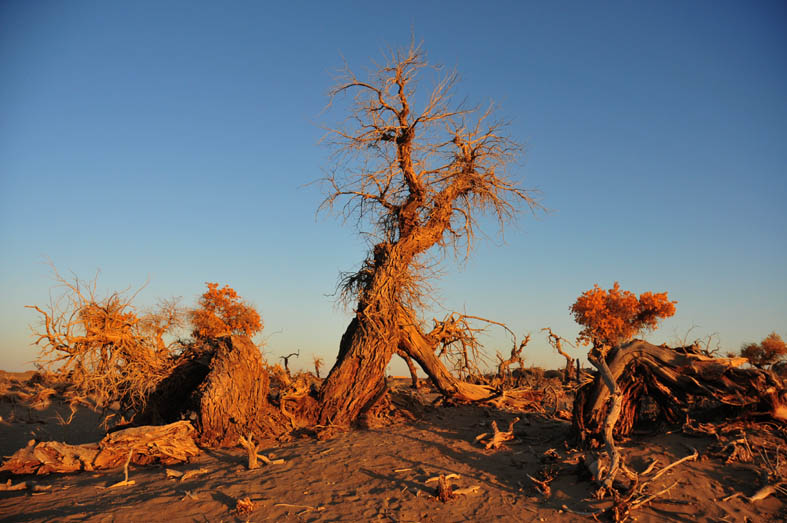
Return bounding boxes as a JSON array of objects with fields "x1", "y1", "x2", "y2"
[{"x1": 0, "y1": 372, "x2": 785, "y2": 522}]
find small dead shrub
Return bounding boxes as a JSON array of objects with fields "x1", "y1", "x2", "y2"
[{"x1": 27, "y1": 267, "x2": 180, "y2": 412}]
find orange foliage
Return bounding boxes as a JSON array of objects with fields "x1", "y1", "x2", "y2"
[
  {"x1": 570, "y1": 282, "x2": 676, "y2": 348},
  {"x1": 190, "y1": 283, "x2": 262, "y2": 339},
  {"x1": 741, "y1": 332, "x2": 787, "y2": 369}
]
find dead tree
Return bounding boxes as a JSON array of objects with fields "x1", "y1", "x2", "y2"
[
  {"x1": 26, "y1": 267, "x2": 176, "y2": 413},
  {"x1": 313, "y1": 355, "x2": 324, "y2": 378},
  {"x1": 140, "y1": 336, "x2": 292, "y2": 447},
  {"x1": 496, "y1": 334, "x2": 530, "y2": 384},
  {"x1": 542, "y1": 328, "x2": 575, "y2": 383},
  {"x1": 318, "y1": 43, "x2": 541, "y2": 426},
  {"x1": 280, "y1": 350, "x2": 300, "y2": 376}
]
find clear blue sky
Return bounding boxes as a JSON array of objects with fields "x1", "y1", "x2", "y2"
[{"x1": 1, "y1": 1, "x2": 785, "y2": 373}]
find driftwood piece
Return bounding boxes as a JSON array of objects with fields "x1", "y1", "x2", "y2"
[
  {"x1": 0, "y1": 421, "x2": 199, "y2": 475},
  {"x1": 573, "y1": 340, "x2": 787, "y2": 444},
  {"x1": 475, "y1": 417, "x2": 519, "y2": 450},
  {"x1": 0, "y1": 480, "x2": 29, "y2": 491},
  {"x1": 0, "y1": 440, "x2": 100, "y2": 475}
]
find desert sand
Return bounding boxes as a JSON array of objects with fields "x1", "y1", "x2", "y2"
[{"x1": 0, "y1": 371, "x2": 784, "y2": 522}]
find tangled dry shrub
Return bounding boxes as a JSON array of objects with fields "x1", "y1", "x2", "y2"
[{"x1": 27, "y1": 268, "x2": 180, "y2": 412}]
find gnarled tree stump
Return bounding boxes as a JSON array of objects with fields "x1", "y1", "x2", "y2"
[
  {"x1": 573, "y1": 340, "x2": 787, "y2": 445},
  {"x1": 140, "y1": 335, "x2": 293, "y2": 447}
]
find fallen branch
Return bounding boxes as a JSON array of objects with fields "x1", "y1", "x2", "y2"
[
  {"x1": 527, "y1": 474, "x2": 552, "y2": 497},
  {"x1": 453, "y1": 485, "x2": 481, "y2": 496},
  {"x1": 476, "y1": 417, "x2": 519, "y2": 450},
  {"x1": 0, "y1": 421, "x2": 200, "y2": 475},
  {"x1": 273, "y1": 503, "x2": 324, "y2": 512},
  {"x1": 257, "y1": 453, "x2": 285, "y2": 465},
  {"x1": 0, "y1": 480, "x2": 27, "y2": 492},
  {"x1": 108, "y1": 450, "x2": 135, "y2": 488},
  {"x1": 647, "y1": 448, "x2": 698, "y2": 483}
]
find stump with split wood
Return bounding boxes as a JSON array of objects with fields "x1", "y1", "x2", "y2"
[
  {"x1": 140, "y1": 335, "x2": 294, "y2": 447},
  {"x1": 573, "y1": 339, "x2": 787, "y2": 445}
]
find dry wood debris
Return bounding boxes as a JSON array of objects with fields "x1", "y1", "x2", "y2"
[
  {"x1": 0, "y1": 421, "x2": 199, "y2": 475},
  {"x1": 475, "y1": 417, "x2": 519, "y2": 450},
  {"x1": 233, "y1": 497, "x2": 255, "y2": 516}
]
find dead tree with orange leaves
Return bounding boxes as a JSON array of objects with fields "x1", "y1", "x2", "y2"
[{"x1": 317, "y1": 42, "x2": 542, "y2": 427}]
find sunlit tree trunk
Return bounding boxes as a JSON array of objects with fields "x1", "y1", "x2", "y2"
[{"x1": 317, "y1": 43, "x2": 539, "y2": 427}]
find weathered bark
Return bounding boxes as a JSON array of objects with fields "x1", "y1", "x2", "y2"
[
  {"x1": 587, "y1": 349, "x2": 622, "y2": 489},
  {"x1": 318, "y1": 316, "x2": 395, "y2": 426},
  {"x1": 140, "y1": 335, "x2": 290, "y2": 446},
  {"x1": 573, "y1": 339, "x2": 787, "y2": 444},
  {"x1": 194, "y1": 336, "x2": 290, "y2": 446},
  {"x1": 0, "y1": 421, "x2": 199, "y2": 475}
]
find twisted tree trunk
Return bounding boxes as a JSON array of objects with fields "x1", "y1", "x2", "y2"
[
  {"x1": 398, "y1": 311, "x2": 498, "y2": 401},
  {"x1": 318, "y1": 317, "x2": 395, "y2": 426}
]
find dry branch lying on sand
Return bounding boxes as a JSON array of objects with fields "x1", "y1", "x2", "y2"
[
  {"x1": 0, "y1": 421, "x2": 199, "y2": 475},
  {"x1": 165, "y1": 468, "x2": 209, "y2": 481},
  {"x1": 475, "y1": 417, "x2": 520, "y2": 450},
  {"x1": 565, "y1": 448, "x2": 699, "y2": 522}
]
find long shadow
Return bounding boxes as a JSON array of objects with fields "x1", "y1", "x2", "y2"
[{"x1": 364, "y1": 403, "x2": 573, "y2": 496}]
